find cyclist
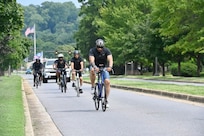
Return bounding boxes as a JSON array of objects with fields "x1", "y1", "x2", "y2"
[
  {"x1": 53, "y1": 53, "x2": 69, "y2": 84},
  {"x1": 32, "y1": 57, "x2": 43, "y2": 87},
  {"x1": 89, "y1": 38, "x2": 113, "y2": 108},
  {"x1": 71, "y1": 50, "x2": 84, "y2": 93}
]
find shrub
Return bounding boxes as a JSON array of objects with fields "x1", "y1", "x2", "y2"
[
  {"x1": 170, "y1": 62, "x2": 197, "y2": 77},
  {"x1": 170, "y1": 63, "x2": 179, "y2": 76},
  {"x1": 200, "y1": 72, "x2": 204, "y2": 77},
  {"x1": 180, "y1": 62, "x2": 197, "y2": 77}
]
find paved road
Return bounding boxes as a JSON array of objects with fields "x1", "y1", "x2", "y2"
[{"x1": 24, "y1": 75, "x2": 204, "y2": 136}]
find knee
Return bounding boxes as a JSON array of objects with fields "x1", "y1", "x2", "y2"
[
  {"x1": 90, "y1": 69, "x2": 95, "y2": 76},
  {"x1": 104, "y1": 79, "x2": 110, "y2": 86}
]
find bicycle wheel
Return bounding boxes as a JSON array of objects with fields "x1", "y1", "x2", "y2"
[
  {"x1": 63, "y1": 75, "x2": 67, "y2": 93},
  {"x1": 76, "y1": 79, "x2": 80, "y2": 97},
  {"x1": 101, "y1": 84, "x2": 107, "y2": 112},
  {"x1": 94, "y1": 83, "x2": 100, "y2": 110},
  {"x1": 60, "y1": 80, "x2": 64, "y2": 93},
  {"x1": 39, "y1": 77, "x2": 41, "y2": 86},
  {"x1": 35, "y1": 76, "x2": 39, "y2": 88}
]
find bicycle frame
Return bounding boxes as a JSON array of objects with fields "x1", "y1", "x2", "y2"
[
  {"x1": 35, "y1": 72, "x2": 39, "y2": 88},
  {"x1": 59, "y1": 68, "x2": 67, "y2": 93},
  {"x1": 74, "y1": 70, "x2": 81, "y2": 97},
  {"x1": 93, "y1": 68, "x2": 107, "y2": 112}
]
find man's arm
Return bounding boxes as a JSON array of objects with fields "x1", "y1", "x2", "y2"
[
  {"x1": 89, "y1": 55, "x2": 96, "y2": 67},
  {"x1": 80, "y1": 61, "x2": 84, "y2": 71},
  {"x1": 32, "y1": 63, "x2": 35, "y2": 73},
  {"x1": 71, "y1": 62, "x2": 74, "y2": 70},
  {"x1": 53, "y1": 60, "x2": 57, "y2": 70},
  {"x1": 106, "y1": 54, "x2": 113, "y2": 72},
  {"x1": 40, "y1": 63, "x2": 43, "y2": 71},
  {"x1": 65, "y1": 61, "x2": 69, "y2": 69},
  {"x1": 89, "y1": 48, "x2": 96, "y2": 67}
]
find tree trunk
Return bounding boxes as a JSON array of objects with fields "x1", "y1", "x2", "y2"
[
  {"x1": 161, "y1": 62, "x2": 165, "y2": 76},
  {"x1": 140, "y1": 63, "x2": 143, "y2": 75},
  {"x1": 152, "y1": 62, "x2": 155, "y2": 76},
  {"x1": 196, "y1": 54, "x2": 201, "y2": 77},
  {"x1": 177, "y1": 59, "x2": 181, "y2": 76}
]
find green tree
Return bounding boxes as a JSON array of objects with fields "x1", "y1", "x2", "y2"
[
  {"x1": 0, "y1": 0, "x2": 31, "y2": 75},
  {"x1": 75, "y1": 0, "x2": 104, "y2": 59},
  {"x1": 95, "y1": 0, "x2": 153, "y2": 74},
  {"x1": 153, "y1": 0, "x2": 204, "y2": 76},
  {"x1": 23, "y1": 2, "x2": 79, "y2": 60}
]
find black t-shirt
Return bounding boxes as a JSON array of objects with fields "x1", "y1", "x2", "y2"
[
  {"x1": 33, "y1": 62, "x2": 43, "y2": 71},
  {"x1": 54, "y1": 59, "x2": 66, "y2": 68},
  {"x1": 89, "y1": 47, "x2": 112, "y2": 67},
  {"x1": 71, "y1": 57, "x2": 83, "y2": 70}
]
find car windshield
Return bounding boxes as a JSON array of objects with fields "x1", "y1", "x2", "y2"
[{"x1": 47, "y1": 60, "x2": 55, "y2": 65}]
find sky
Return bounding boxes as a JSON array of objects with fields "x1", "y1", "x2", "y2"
[{"x1": 16, "y1": 0, "x2": 81, "y2": 8}]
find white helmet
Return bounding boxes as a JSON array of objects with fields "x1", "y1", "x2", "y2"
[
  {"x1": 58, "y1": 53, "x2": 64, "y2": 58},
  {"x1": 96, "y1": 39, "x2": 105, "y2": 48}
]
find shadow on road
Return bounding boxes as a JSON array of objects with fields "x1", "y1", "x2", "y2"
[{"x1": 54, "y1": 109, "x2": 96, "y2": 113}]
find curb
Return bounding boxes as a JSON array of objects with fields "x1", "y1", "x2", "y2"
[
  {"x1": 111, "y1": 85, "x2": 204, "y2": 103},
  {"x1": 22, "y1": 78, "x2": 62, "y2": 136},
  {"x1": 84, "y1": 81, "x2": 204, "y2": 104},
  {"x1": 22, "y1": 79, "x2": 34, "y2": 136}
]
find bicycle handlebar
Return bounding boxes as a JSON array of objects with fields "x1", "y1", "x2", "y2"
[
  {"x1": 96, "y1": 67, "x2": 114, "y2": 74},
  {"x1": 58, "y1": 68, "x2": 66, "y2": 71},
  {"x1": 71, "y1": 69, "x2": 83, "y2": 73}
]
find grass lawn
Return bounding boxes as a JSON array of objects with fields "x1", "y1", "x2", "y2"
[
  {"x1": 0, "y1": 75, "x2": 24, "y2": 136},
  {"x1": 83, "y1": 75, "x2": 204, "y2": 96},
  {"x1": 112, "y1": 74, "x2": 204, "y2": 83},
  {"x1": 111, "y1": 80, "x2": 204, "y2": 96}
]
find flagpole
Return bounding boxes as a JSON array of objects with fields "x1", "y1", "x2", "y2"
[{"x1": 34, "y1": 24, "x2": 36, "y2": 57}]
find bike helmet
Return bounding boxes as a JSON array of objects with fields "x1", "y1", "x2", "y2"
[
  {"x1": 74, "y1": 50, "x2": 80, "y2": 55},
  {"x1": 96, "y1": 39, "x2": 105, "y2": 48},
  {"x1": 34, "y1": 56, "x2": 40, "y2": 60},
  {"x1": 58, "y1": 53, "x2": 64, "y2": 58}
]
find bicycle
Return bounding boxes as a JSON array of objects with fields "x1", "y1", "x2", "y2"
[
  {"x1": 73, "y1": 70, "x2": 82, "y2": 97},
  {"x1": 59, "y1": 68, "x2": 67, "y2": 93},
  {"x1": 35, "y1": 72, "x2": 40, "y2": 88},
  {"x1": 93, "y1": 68, "x2": 108, "y2": 112}
]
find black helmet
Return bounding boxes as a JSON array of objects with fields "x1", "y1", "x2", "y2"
[
  {"x1": 96, "y1": 39, "x2": 105, "y2": 48},
  {"x1": 74, "y1": 50, "x2": 80, "y2": 55}
]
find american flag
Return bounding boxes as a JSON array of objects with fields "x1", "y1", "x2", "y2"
[{"x1": 25, "y1": 26, "x2": 35, "y2": 37}]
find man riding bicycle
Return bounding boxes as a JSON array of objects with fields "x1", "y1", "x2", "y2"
[
  {"x1": 32, "y1": 57, "x2": 43, "y2": 87},
  {"x1": 53, "y1": 53, "x2": 69, "y2": 85},
  {"x1": 71, "y1": 50, "x2": 84, "y2": 93},
  {"x1": 89, "y1": 39, "x2": 113, "y2": 108}
]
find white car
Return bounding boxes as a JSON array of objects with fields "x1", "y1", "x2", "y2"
[{"x1": 42, "y1": 59, "x2": 71, "y2": 83}]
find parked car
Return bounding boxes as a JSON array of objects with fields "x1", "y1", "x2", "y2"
[
  {"x1": 25, "y1": 69, "x2": 32, "y2": 74},
  {"x1": 42, "y1": 59, "x2": 71, "y2": 83}
]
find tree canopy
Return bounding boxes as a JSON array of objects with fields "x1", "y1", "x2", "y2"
[
  {"x1": 76, "y1": 0, "x2": 204, "y2": 76},
  {"x1": 23, "y1": 1, "x2": 79, "y2": 59},
  {"x1": 0, "y1": 0, "x2": 31, "y2": 75}
]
